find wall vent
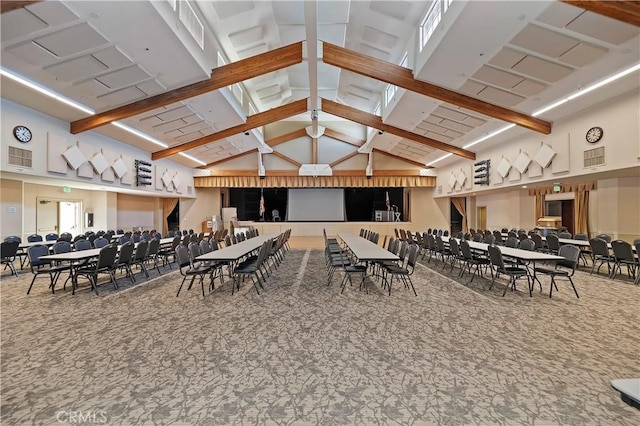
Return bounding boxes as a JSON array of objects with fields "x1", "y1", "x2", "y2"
[
  {"x1": 187, "y1": 186, "x2": 193, "y2": 195},
  {"x1": 179, "y1": 1, "x2": 204, "y2": 50},
  {"x1": 8, "y1": 146, "x2": 33, "y2": 168},
  {"x1": 437, "y1": 185, "x2": 442, "y2": 195},
  {"x1": 584, "y1": 146, "x2": 605, "y2": 168}
]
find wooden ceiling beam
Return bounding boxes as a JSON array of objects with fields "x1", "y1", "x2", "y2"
[
  {"x1": 153, "y1": 98, "x2": 308, "y2": 160},
  {"x1": 323, "y1": 128, "x2": 365, "y2": 146},
  {"x1": 562, "y1": 1, "x2": 640, "y2": 27},
  {"x1": 321, "y1": 98, "x2": 476, "y2": 160},
  {"x1": 329, "y1": 150, "x2": 362, "y2": 168},
  {"x1": 200, "y1": 149, "x2": 257, "y2": 168},
  {"x1": 266, "y1": 128, "x2": 308, "y2": 147},
  {"x1": 372, "y1": 148, "x2": 429, "y2": 168},
  {"x1": 1, "y1": 1, "x2": 40, "y2": 14},
  {"x1": 322, "y1": 42, "x2": 551, "y2": 135},
  {"x1": 70, "y1": 42, "x2": 303, "y2": 134},
  {"x1": 269, "y1": 151, "x2": 302, "y2": 168}
]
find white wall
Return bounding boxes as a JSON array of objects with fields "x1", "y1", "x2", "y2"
[{"x1": 1, "y1": 98, "x2": 196, "y2": 197}]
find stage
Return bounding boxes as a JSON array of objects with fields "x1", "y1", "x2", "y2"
[{"x1": 238, "y1": 221, "x2": 415, "y2": 237}]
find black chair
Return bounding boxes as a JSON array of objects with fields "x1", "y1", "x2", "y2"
[
  {"x1": 1, "y1": 240, "x2": 20, "y2": 276},
  {"x1": 546, "y1": 234, "x2": 560, "y2": 255},
  {"x1": 26, "y1": 244, "x2": 71, "y2": 294},
  {"x1": 145, "y1": 238, "x2": 162, "y2": 275},
  {"x1": 589, "y1": 238, "x2": 613, "y2": 276},
  {"x1": 115, "y1": 241, "x2": 136, "y2": 283},
  {"x1": 175, "y1": 244, "x2": 212, "y2": 297},
  {"x1": 459, "y1": 239, "x2": 490, "y2": 282},
  {"x1": 383, "y1": 244, "x2": 418, "y2": 296},
  {"x1": 534, "y1": 245, "x2": 580, "y2": 298},
  {"x1": 595, "y1": 234, "x2": 612, "y2": 243},
  {"x1": 130, "y1": 240, "x2": 150, "y2": 280},
  {"x1": 488, "y1": 245, "x2": 531, "y2": 297},
  {"x1": 74, "y1": 244, "x2": 119, "y2": 295},
  {"x1": 232, "y1": 240, "x2": 271, "y2": 295},
  {"x1": 610, "y1": 240, "x2": 637, "y2": 281}
]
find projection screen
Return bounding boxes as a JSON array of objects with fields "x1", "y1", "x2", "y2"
[{"x1": 286, "y1": 188, "x2": 345, "y2": 221}]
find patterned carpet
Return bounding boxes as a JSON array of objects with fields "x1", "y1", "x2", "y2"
[{"x1": 1, "y1": 247, "x2": 639, "y2": 425}]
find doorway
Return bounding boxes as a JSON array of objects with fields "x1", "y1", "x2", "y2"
[
  {"x1": 561, "y1": 200, "x2": 575, "y2": 235},
  {"x1": 36, "y1": 198, "x2": 58, "y2": 235},
  {"x1": 58, "y1": 201, "x2": 82, "y2": 235},
  {"x1": 477, "y1": 206, "x2": 487, "y2": 231}
]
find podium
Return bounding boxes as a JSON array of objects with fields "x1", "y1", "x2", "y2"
[{"x1": 375, "y1": 210, "x2": 394, "y2": 222}]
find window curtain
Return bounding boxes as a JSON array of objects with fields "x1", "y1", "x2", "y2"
[
  {"x1": 451, "y1": 197, "x2": 467, "y2": 233},
  {"x1": 535, "y1": 194, "x2": 545, "y2": 223},
  {"x1": 162, "y1": 198, "x2": 179, "y2": 236},
  {"x1": 574, "y1": 190, "x2": 590, "y2": 236}
]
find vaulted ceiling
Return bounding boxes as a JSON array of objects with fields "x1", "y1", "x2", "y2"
[{"x1": 1, "y1": 0, "x2": 639, "y2": 174}]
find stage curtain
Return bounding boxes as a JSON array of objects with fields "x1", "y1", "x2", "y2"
[
  {"x1": 195, "y1": 175, "x2": 436, "y2": 188},
  {"x1": 451, "y1": 197, "x2": 467, "y2": 232},
  {"x1": 162, "y1": 198, "x2": 178, "y2": 236},
  {"x1": 574, "y1": 189, "x2": 590, "y2": 236}
]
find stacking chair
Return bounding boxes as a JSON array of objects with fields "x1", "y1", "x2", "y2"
[
  {"x1": 130, "y1": 240, "x2": 150, "y2": 280},
  {"x1": 383, "y1": 244, "x2": 418, "y2": 296},
  {"x1": 483, "y1": 234, "x2": 496, "y2": 245},
  {"x1": 492, "y1": 230, "x2": 503, "y2": 245},
  {"x1": 26, "y1": 244, "x2": 71, "y2": 294},
  {"x1": 505, "y1": 236, "x2": 519, "y2": 248},
  {"x1": 589, "y1": 238, "x2": 613, "y2": 276},
  {"x1": 175, "y1": 244, "x2": 212, "y2": 297},
  {"x1": 1, "y1": 240, "x2": 19, "y2": 276},
  {"x1": 519, "y1": 239, "x2": 535, "y2": 251},
  {"x1": 558, "y1": 231, "x2": 572, "y2": 239},
  {"x1": 635, "y1": 242, "x2": 640, "y2": 285},
  {"x1": 459, "y1": 240, "x2": 490, "y2": 282},
  {"x1": 546, "y1": 234, "x2": 561, "y2": 255},
  {"x1": 610, "y1": 240, "x2": 637, "y2": 281},
  {"x1": 435, "y1": 236, "x2": 451, "y2": 265},
  {"x1": 473, "y1": 233, "x2": 483, "y2": 242},
  {"x1": 145, "y1": 238, "x2": 162, "y2": 275},
  {"x1": 93, "y1": 237, "x2": 109, "y2": 248},
  {"x1": 534, "y1": 245, "x2": 580, "y2": 298},
  {"x1": 158, "y1": 235, "x2": 181, "y2": 269},
  {"x1": 530, "y1": 234, "x2": 545, "y2": 252},
  {"x1": 488, "y1": 245, "x2": 531, "y2": 297},
  {"x1": 115, "y1": 242, "x2": 136, "y2": 283},
  {"x1": 447, "y1": 238, "x2": 465, "y2": 272},
  {"x1": 232, "y1": 240, "x2": 271, "y2": 295},
  {"x1": 58, "y1": 233, "x2": 73, "y2": 243},
  {"x1": 5, "y1": 236, "x2": 27, "y2": 269},
  {"x1": 595, "y1": 234, "x2": 612, "y2": 243},
  {"x1": 27, "y1": 234, "x2": 43, "y2": 242},
  {"x1": 334, "y1": 246, "x2": 367, "y2": 294},
  {"x1": 75, "y1": 244, "x2": 119, "y2": 295},
  {"x1": 45, "y1": 233, "x2": 59, "y2": 241}
]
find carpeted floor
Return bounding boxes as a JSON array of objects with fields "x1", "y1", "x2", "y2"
[{"x1": 1, "y1": 247, "x2": 639, "y2": 425}]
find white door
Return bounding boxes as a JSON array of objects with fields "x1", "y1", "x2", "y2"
[
  {"x1": 36, "y1": 198, "x2": 58, "y2": 236},
  {"x1": 58, "y1": 201, "x2": 82, "y2": 235}
]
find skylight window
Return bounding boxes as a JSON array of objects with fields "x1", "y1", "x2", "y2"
[{"x1": 420, "y1": 0, "x2": 452, "y2": 51}]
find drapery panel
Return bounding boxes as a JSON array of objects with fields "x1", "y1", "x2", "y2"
[
  {"x1": 451, "y1": 198, "x2": 467, "y2": 233},
  {"x1": 162, "y1": 198, "x2": 178, "y2": 236},
  {"x1": 535, "y1": 194, "x2": 545, "y2": 222},
  {"x1": 574, "y1": 190, "x2": 590, "y2": 236},
  {"x1": 195, "y1": 175, "x2": 436, "y2": 188},
  {"x1": 528, "y1": 182, "x2": 596, "y2": 196}
]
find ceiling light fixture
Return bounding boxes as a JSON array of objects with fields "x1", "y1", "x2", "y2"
[
  {"x1": 428, "y1": 62, "x2": 640, "y2": 167},
  {"x1": 1, "y1": 67, "x2": 208, "y2": 166},
  {"x1": 1, "y1": 67, "x2": 94, "y2": 115}
]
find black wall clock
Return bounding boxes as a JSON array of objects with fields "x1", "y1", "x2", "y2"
[
  {"x1": 585, "y1": 126, "x2": 603, "y2": 144},
  {"x1": 13, "y1": 125, "x2": 32, "y2": 143}
]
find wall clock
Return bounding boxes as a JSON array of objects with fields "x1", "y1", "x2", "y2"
[
  {"x1": 585, "y1": 126, "x2": 603, "y2": 144},
  {"x1": 13, "y1": 125, "x2": 32, "y2": 143}
]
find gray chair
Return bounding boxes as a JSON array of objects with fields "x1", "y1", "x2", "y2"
[
  {"x1": 1, "y1": 241, "x2": 20, "y2": 276},
  {"x1": 558, "y1": 232, "x2": 572, "y2": 239},
  {"x1": 383, "y1": 243, "x2": 418, "y2": 296},
  {"x1": 534, "y1": 245, "x2": 580, "y2": 298},
  {"x1": 175, "y1": 244, "x2": 212, "y2": 297},
  {"x1": 75, "y1": 244, "x2": 119, "y2": 295},
  {"x1": 574, "y1": 233, "x2": 588, "y2": 241},
  {"x1": 595, "y1": 234, "x2": 612, "y2": 243},
  {"x1": 115, "y1": 242, "x2": 136, "y2": 283},
  {"x1": 459, "y1": 239, "x2": 490, "y2": 282},
  {"x1": 546, "y1": 234, "x2": 560, "y2": 255},
  {"x1": 272, "y1": 209, "x2": 281, "y2": 222},
  {"x1": 589, "y1": 238, "x2": 613, "y2": 276},
  {"x1": 93, "y1": 237, "x2": 109, "y2": 248}
]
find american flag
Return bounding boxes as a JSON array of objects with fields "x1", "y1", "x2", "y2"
[
  {"x1": 259, "y1": 190, "x2": 265, "y2": 217},
  {"x1": 385, "y1": 191, "x2": 390, "y2": 211}
]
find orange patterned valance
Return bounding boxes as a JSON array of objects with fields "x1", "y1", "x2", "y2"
[
  {"x1": 528, "y1": 182, "x2": 596, "y2": 196},
  {"x1": 195, "y1": 175, "x2": 436, "y2": 188}
]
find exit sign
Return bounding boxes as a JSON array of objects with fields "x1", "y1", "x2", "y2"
[{"x1": 63, "y1": 186, "x2": 71, "y2": 193}]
